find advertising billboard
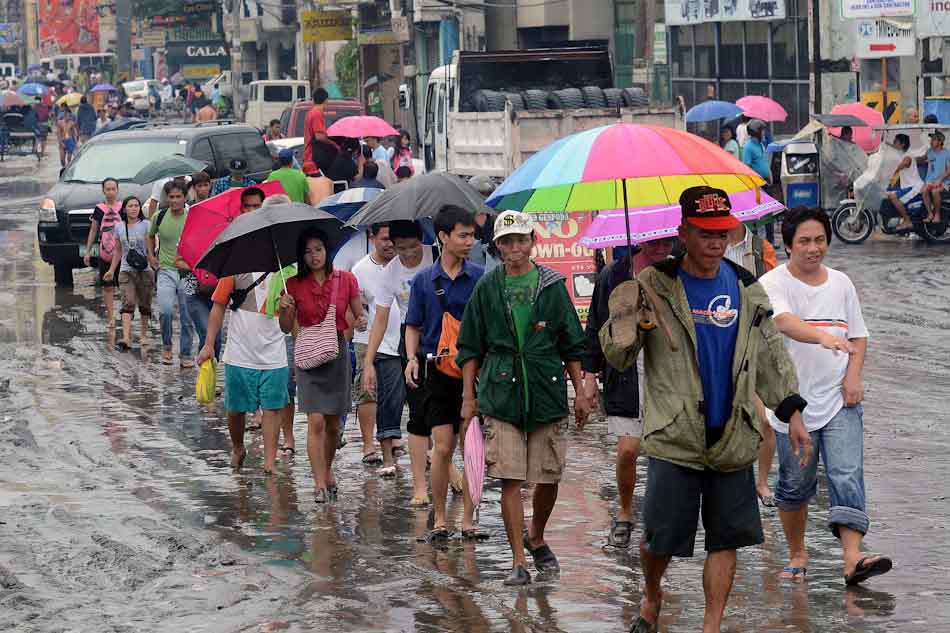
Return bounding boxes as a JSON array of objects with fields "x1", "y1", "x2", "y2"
[
  {"x1": 666, "y1": 0, "x2": 786, "y2": 25},
  {"x1": 38, "y1": 0, "x2": 100, "y2": 55},
  {"x1": 531, "y1": 212, "x2": 598, "y2": 324}
]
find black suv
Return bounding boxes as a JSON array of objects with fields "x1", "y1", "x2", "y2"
[{"x1": 38, "y1": 122, "x2": 273, "y2": 286}]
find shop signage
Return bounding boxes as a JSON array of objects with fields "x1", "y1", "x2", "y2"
[
  {"x1": 843, "y1": 0, "x2": 915, "y2": 19},
  {"x1": 854, "y1": 17, "x2": 915, "y2": 57},
  {"x1": 666, "y1": 0, "x2": 786, "y2": 25},
  {"x1": 653, "y1": 24, "x2": 668, "y2": 65},
  {"x1": 302, "y1": 10, "x2": 353, "y2": 43},
  {"x1": 917, "y1": 1, "x2": 950, "y2": 37},
  {"x1": 184, "y1": 2, "x2": 213, "y2": 14},
  {"x1": 358, "y1": 30, "x2": 400, "y2": 46}
]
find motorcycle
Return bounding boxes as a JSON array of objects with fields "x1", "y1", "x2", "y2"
[{"x1": 831, "y1": 125, "x2": 950, "y2": 245}]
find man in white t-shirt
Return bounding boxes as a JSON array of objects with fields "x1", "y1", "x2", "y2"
[
  {"x1": 884, "y1": 133, "x2": 925, "y2": 232},
  {"x1": 362, "y1": 220, "x2": 435, "y2": 505},
  {"x1": 352, "y1": 223, "x2": 402, "y2": 474},
  {"x1": 196, "y1": 189, "x2": 289, "y2": 474},
  {"x1": 760, "y1": 207, "x2": 892, "y2": 587}
]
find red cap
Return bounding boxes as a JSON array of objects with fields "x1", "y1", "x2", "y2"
[{"x1": 680, "y1": 186, "x2": 740, "y2": 231}]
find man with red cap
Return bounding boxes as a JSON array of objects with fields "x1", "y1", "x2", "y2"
[{"x1": 598, "y1": 185, "x2": 811, "y2": 633}]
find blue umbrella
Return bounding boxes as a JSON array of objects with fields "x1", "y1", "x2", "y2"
[
  {"x1": 316, "y1": 187, "x2": 384, "y2": 222},
  {"x1": 90, "y1": 83, "x2": 117, "y2": 93},
  {"x1": 685, "y1": 100, "x2": 744, "y2": 124},
  {"x1": 18, "y1": 83, "x2": 48, "y2": 97}
]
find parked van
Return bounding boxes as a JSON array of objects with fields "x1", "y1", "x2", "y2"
[
  {"x1": 244, "y1": 80, "x2": 310, "y2": 129},
  {"x1": 279, "y1": 99, "x2": 363, "y2": 138}
]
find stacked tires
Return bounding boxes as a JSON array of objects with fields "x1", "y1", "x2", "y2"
[{"x1": 470, "y1": 86, "x2": 650, "y2": 112}]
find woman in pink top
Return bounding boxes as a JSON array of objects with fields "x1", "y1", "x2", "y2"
[
  {"x1": 84, "y1": 177, "x2": 123, "y2": 327},
  {"x1": 279, "y1": 227, "x2": 365, "y2": 502}
]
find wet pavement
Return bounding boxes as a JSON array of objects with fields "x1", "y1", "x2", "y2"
[{"x1": 1, "y1": 155, "x2": 948, "y2": 632}]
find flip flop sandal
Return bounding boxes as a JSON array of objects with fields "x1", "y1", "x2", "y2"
[
  {"x1": 845, "y1": 556, "x2": 893, "y2": 586},
  {"x1": 314, "y1": 488, "x2": 330, "y2": 504},
  {"x1": 362, "y1": 451, "x2": 383, "y2": 465},
  {"x1": 606, "y1": 519, "x2": 634, "y2": 549},
  {"x1": 630, "y1": 616, "x2": 658, "y2": 633},
  {"x1": 280, "y1": 446, "x2": 296, "y2": 456},
  {"x1": 422, "y1": 527, "x2": 452, "y2": 544},
  {"x1": 781, "y1": 566, "x2": 808, "y2": 580},
  {"x1": 409, "y1": 496, "x2": 430, "y2": 508},
  {"x1": 461, "y1": 529, "x2": 490, "y2": 541},
  {"x1": 523, "y1": 530, "x2": 560, "y2": 574}
]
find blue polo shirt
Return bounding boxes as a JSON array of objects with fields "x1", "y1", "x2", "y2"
[
  {"x1": 742, "y1": 138, "x2": 770, "y2": 181},
  {"x1": 405, "y1": 259, "x2": 484, "y2": 356}
]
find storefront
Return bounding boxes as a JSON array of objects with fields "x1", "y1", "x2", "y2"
[
  {"x1": 165, "y1": 40, "x2": 230, "y2": 84},
  {"x1": 667, "y1": 0, "x2": 809, "y2": 135}
]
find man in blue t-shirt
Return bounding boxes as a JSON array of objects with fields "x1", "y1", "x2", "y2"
[{"x1": 922, "y1": 130, "x2": 950, "y2": 224}]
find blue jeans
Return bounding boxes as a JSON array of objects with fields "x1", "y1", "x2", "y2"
[
  {"x1": 186, "y1": 293, "x2": 221, "y2": 360},
  {"x1": 774, "y1": 405, "x2": 869, "y2": 537},
  {"x1": 374, "y1": 354, "x2": 405, "y2": 442},
  {"x1": 157, "y1": 269, "x2": 194, "y2": 358}
]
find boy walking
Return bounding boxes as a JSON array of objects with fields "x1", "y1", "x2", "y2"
[{"x1": 458, "y1": 211, "x2": 591, "y2": 585}]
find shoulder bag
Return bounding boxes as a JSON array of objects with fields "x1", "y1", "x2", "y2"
[{"x1": 294, "y1": 272, "x2": 341, "y2": 370}]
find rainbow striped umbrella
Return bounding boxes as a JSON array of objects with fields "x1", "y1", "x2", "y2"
[{"x1": 486, "y1": 123, "x2": 768, "y2": 245}]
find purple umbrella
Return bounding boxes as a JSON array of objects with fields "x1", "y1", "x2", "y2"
[{"x1": 90, "y1": 83, "x2": 117, "y2": 93}]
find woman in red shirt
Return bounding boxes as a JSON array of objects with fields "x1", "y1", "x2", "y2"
[{"x1": 279, "y1": 227, "x2": 364, "y2": 501}]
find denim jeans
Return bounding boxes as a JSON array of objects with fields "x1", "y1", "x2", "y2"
[
  {"x1": 374, "y1": 353, "x2": 405, "y2": 442},
  {"x1": 186, "y1": 293, "x2": 221, "y2": 360},
  {"x1": 774, "y1": 405, "x2": 869, "y2": 537},
  {"x1": 157, "y1": 269, "x2": 194, "y2": 358}
]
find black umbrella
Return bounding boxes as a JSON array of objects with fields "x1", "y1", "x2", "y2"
[
  {"x1": 197, "y1": 203, "x2": 353, "y2": 286},
  {"x1": 344, "y1": 171, "x2": 492, "y2": 227},
  {"x1": 133, "y1": 155, "x2": 207, "y2": 185}
]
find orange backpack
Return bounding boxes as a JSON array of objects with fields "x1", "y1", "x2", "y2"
[{"x1": 433, "y1": 276, "x2": 463, "y2": 379}]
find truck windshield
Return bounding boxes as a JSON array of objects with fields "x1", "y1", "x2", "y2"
[
  {"x1": 123, "y1": 81, "x2": 147, "y2": 94},
  {"x1": 61, "y1": 139, "x2": 185, "y2": 183}
]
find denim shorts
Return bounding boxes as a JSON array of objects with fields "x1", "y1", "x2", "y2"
[
  {"x1": 774, "y1": 404, "x2": 869, "y2": 537},
  {"x1": 224, "y1": 364, "x2": 290, "y2": 413}
]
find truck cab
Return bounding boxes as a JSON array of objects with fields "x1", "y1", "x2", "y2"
[{"x1": 244, "y1": 80, "x2": 310, "y2": 130}]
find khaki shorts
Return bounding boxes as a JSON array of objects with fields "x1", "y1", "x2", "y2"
[
  {"x1": 483, "y1": 416, "x2": 568, "y2": 484},
  {"x1": 351, "y1": 342, "x2": 376, "y2": 406},
  {"x1": 118, "y1": 270, "x2": 154, "y2": 317}
]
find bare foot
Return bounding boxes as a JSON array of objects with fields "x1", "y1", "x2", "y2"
[
  {"x1": 895, "y1": 221, "x2": 913, "y2": 231},
  {"x1": 231, "y1": 447, "x2": 247, "y2": 470}
]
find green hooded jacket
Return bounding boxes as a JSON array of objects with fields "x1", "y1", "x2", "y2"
[
  {"x1": 599, "y1": 256, "x2": 806, "y2": 472},
  {"x1": 457, "y1": 264, "x2": 585, "y2": 433}
]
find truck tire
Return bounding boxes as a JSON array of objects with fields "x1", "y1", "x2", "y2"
[
  {"x1": 473, "y1": 89, "x2": 508, "y2": 112},
  {"x1": 547, "y1": 88, "x2": 585, "y2": 110},
  {"x1": 53, "y1": 263, "x2": 73, "y2": 287},
  {"x1": 603, "y1": 88, "x2": 625, "y2": 108},
  {"x1": 622, "y1": 87, "x2": 649, "y2": 108},
  {"x1": 521, "y1": 89, "x2": 550, "y2": 110},
  {"x1": 503, "y1": 92, "x2": 526, "y2": 111},
  {"x1": 581, "y1": 86, "x2": 607, "y2": 108}
]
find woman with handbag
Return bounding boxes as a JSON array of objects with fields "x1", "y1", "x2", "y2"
[
  {"x1": 279, "y1": 227, "x2": 365, "y2": 502},
  {"x1": 105, "y1": 196, "x2": 154, "y2": 351}
]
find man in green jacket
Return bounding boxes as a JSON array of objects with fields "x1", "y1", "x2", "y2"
[
  {"x1": 600, "y1": 186, "x2": 812, "y2": 633},
  {"x1": 458, "y1": 210, "x2": 592, "y2": 586}
]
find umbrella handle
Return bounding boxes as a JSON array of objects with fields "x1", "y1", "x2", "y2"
[{"x1": 269, "y1": 227, "x2": 288, "y2": 293}]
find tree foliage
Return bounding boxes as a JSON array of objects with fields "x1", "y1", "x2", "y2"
[
  {"x1": 335, "y1": 41, "x2": 358, "y2": 99},
  {"x1": 131, "y1": 0, "x2": 186, "y2": 19}
]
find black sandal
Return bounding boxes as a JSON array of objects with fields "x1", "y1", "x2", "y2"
[
  {"x1": 630, "y1": 616, "x2": 657, "y2": 633},
  {"x1": 422, "y1": 527, "x2": 452, "y2": 544},
  {"x1": 362, "y1": 451, "x2": 383, "y2": 465},
  {"x1": 523, "y1": 530, "x2": 560, "y2": 573},
  {"x1": 845, "y1": 556, "x2": 892, "y2": 586},
  {"x1": 461, "y1": 529, "x2": 490, "y2": 541},
  {"x1": 607, "y1": 519, "x2": 634, "y2": 549}
]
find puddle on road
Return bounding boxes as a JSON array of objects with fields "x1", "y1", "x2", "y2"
[{"x1": 0, "y1": 205, "x2": 948, "y2": 631}]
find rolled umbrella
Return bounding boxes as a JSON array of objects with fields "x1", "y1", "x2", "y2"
[
  {"x1": 316, "y1": 186, "x2": 384, "y2": 222},
  {"x1": 89, "y1": 83, "x2": 117, "y2": 93},
  {"x1": 326, "y1": 115, "x2": 400, "y2": 139},
  {"x1": 464, "y1": 418, "x2": 485, "y2": 514},
  {"x1": 345, "y1": 172, "x2": 492, "y2": 227},
  {"x1": 197, "y1": 203, "x2": 354, "y2": 288},
  {"x1": 686, "y1": 100, "x2": 743, "y2": 124},
  {"x1": 133, "y1": 155, "x2": 209, "y2": 185},
  {"x1": 736, "y1": 95, "x2": 788, "y2": 122}
]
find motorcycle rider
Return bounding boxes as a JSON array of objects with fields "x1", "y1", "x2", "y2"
[
  {"x1": 884, "y1": 134, "x2": 924, "y2": 232},
  {"x1": 922, "y1": 130, "x2": 950, "y2": 224}
]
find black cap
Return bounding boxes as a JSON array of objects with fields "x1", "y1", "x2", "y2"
[
  {"x1": 930, "y1": 130, "x2": 945, "y2": 142},
  {"x1": 229, "y1": 158, "x2": 248, "y2": 173},
  {"x1": 680, "y1": 185, "x2": 739, "y2": 231}
]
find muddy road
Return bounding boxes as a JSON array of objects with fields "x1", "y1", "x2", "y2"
[{"x1": 0, "y1": 155, "x2": 947, "y2": 632}]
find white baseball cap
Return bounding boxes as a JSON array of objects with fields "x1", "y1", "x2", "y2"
[{"x1": 493, "y1": 210, "x2": 534, "y2": 241}]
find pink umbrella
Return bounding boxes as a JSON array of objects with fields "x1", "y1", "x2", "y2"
[
  {"x1": 327, "y1": 115, "x2": 399, "y2": 139},
  {"x1": 464, "y1": 417, "x2": 485, "y2": 510},
  {"x1": 737, "y1": 95, "x2": 788, "y2": 122},
  {"x1": 580, "y1": 188, "x2": 784, "y2": 248},
  {"x1": 827, "y1": 102, "x2": 884, "y2": 153},
  {"x1": 177, "y1": 181, "x2": 287, "y2": 286}
]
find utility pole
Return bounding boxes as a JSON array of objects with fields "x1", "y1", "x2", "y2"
[
  {"x1": 115, "y1": 0, "x2": 132, "y2": 79},
  {"x1": 230, "y1": 0, "x2": 243, "y2": 117}
]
